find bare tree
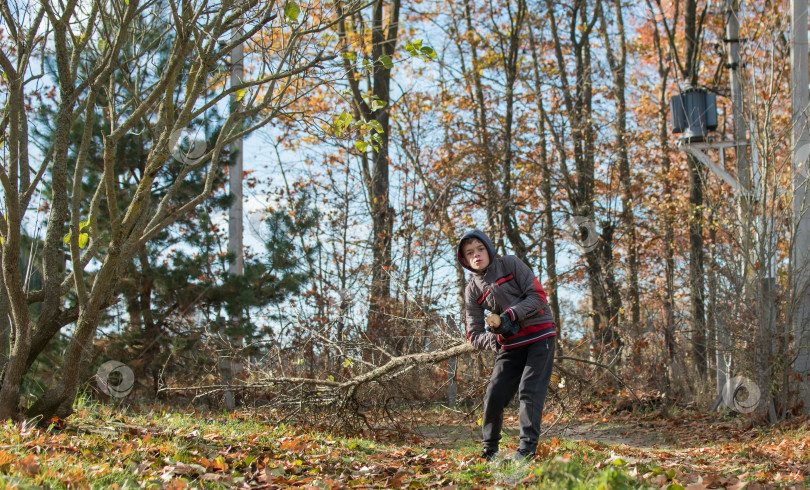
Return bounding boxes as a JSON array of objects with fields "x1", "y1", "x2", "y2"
[
  {"x1": 526, "y1": 22, "x2": 561, "y2": 336},
  {"x1": 642, "y1": 0, "x2": 678, "y2": 387},
  {"x1": 541, "y1": 0, "x2": 623, "y2": 360},
  {"x1": 597, "y1": 0, "x2": 640, "y2": 339},
  {"x1": 650, "y1": 0, "x2": 710, "y2": 378}
]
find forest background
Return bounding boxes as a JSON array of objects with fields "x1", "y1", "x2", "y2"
[{"x1": 0, "y1": 0, "x2": 806, "y2": 432}]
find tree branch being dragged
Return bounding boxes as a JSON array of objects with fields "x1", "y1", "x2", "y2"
[
  {"x1": 160, "y1": 342, "x2": 477, "y2": 399},
  {"x1": 160, "y1": 344, "x2": 641, "y2": 406}
]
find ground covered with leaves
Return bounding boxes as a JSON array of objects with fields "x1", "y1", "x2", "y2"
[{"x1": 0, "y1": 400, "x2": 807, "y2": 489}]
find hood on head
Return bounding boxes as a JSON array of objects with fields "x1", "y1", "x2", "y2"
[{"x1": 456, "y1": 230, "x2": 497, "y2": 272}]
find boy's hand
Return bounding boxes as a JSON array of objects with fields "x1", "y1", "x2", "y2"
[
  {"x1": 485, "y1": 313, "x2": 519, "y2": 338},
  {"x1": 497, "y1": 313, "x2": 520, "y2": 338}
]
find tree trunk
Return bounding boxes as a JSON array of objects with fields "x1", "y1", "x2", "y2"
[
  {"x1": 0, "y1": 48, "x2": 38, "y2": 419},
  {"x1": 463, "y1": 0, "x2": 499, "y2": 235},
  {"x1": 540, "y1": 113, "x2": 561, "y2": 338},
  {"x1": 527, "y1": 23, "x2": 561, "y2": 337},
  {"x1": 598, "y1": 0, "x2": 639, "y2": 340},
  {"x1": 368, "y1": 0, "x2": 398, "y2": 335},
  {"x1": 649, "y1": 0, "x2": 708, "y2": 386},
  {"x1": 498, "y1": 0, "x2": 529, "y2": 262},
  {"x1": 0, "y1": 251, "x2": 9, "y2": 374},
  {"x1": 544, "y1": 0, "x2": 623, "y2": 360},
  {"x1": 338, "y1": 0, "x2": 400, "y2": 338},
  {"x1": 587, "y1": 225, "x2": 623, "y2": 359},
  {"x1": 683, "y1": 0, "x2": 708, "y2": 382},
  {"x1": 707, "y1": 210, "x2": 717, "y2": 381},
  {"x1": 645, "y1": 0, "x2": 677, "y2": 373},
  {"x1": 26, "y1": 249, "x2": 121, "y2": 419},
  {"x1": 688, "y1": 153, "x2": 707, "y2": 378}
]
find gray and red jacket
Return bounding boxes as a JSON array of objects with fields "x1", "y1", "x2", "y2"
[{"x1": 457, "y1": 230, "x2": 556, "y2": 352}]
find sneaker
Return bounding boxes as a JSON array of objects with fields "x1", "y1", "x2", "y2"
[
  {"x1": 510, "y1": 449, "x2": 534, "y2": 464},
  {"x1": 480, "y1": 448, "x2": 499, "y2": 461}
]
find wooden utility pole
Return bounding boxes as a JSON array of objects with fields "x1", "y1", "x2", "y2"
[
  {"x1": 791, "y1": 0, "x2": 810, "y2": 412},
  {"x1": 721, "y1": 0, "x2": 748, "y2": 409},
  {"x1": 727, "y1": 0, "x2": 751, "y2": 287},
  {"x1": 223, "y1": 35, "x2": 244, "y2": 411}
]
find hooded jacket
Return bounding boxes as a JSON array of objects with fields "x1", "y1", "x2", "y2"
[{"x1": 457, "y1": 230, "x2": 556, "y2": 351}]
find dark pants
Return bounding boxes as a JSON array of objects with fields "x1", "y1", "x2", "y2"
[{"x1": 482, "y1": 336, "x2": 555, "y2": 454}]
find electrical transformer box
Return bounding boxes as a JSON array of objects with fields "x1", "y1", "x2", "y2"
[{"x1": 671, "y1": 87, "x2": 718, "y2": 142}]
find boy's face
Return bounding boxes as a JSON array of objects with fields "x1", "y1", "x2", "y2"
[{"x1": 462, "y1": 239, "x2": 490, "y2": 271}]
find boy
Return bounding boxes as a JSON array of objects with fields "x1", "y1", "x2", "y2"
[{"x1": 456, "y1": 230, "x2": 556, "y2": 463}]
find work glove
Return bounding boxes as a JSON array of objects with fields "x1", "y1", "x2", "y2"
[{"x1": 485, "y1": 312, "x2": 520, "y2": 339}]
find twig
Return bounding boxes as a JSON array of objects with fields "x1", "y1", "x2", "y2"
[{"x1": 556, "y1": 355, "x2": 642, "y2": 404}]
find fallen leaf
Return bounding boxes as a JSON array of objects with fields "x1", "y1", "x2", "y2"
[
  {"x1": 15, "y1": 454, "x2": 39, "y2": 476},
  {"x1": 165, "y1": 479, "x2": 188, "y2": 489},
  {"x1": 0, "y1": 451, "x2": 16, "y2": 467},
  {"x1": 685, "y1": 483, "x2": 708, "y2": 489}
]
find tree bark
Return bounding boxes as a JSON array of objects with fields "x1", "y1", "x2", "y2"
[
  {"x1": 26, "y1": 251, "x2": 121, "y2": 419},
  {"x1": 707, "y1": 210, "x2": 718, "y2": 381},
  {"x1": 0, "y1": 8, "x2": 43, "y2": 417},
  {"x1": 689, "y1": 154, "x2": 707, "y2": 378},
  {"x1": 0, "y1": 240, "x2": 9, "y2": 375}
]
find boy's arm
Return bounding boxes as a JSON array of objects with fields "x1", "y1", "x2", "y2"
[
  {"x1": 501, "y1": 256, "x2": 549, "y2": 322},
  {"x1": 465, "y1": 285, "x2": 500, "y2": 352}
]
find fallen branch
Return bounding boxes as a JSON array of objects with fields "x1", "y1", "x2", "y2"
[
  {"x1": 159, "y1": 342, "x2": 476, "y2": 395},
  {"x1": 159, "y1": 343, "x2": 640, "y2": 406},
  {"x1": 158, "y1": 377, "x2": 342, "y2": 393}
]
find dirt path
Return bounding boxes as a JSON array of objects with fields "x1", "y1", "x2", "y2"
[
  {"x1": 417, "y1": 415, "x2": 676, "y2": 452},
  {"x1": 545, "y1": 419, "x2": 676, "y2": 450}
]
